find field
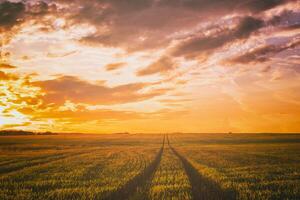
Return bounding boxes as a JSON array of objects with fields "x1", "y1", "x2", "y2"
[{"x1": 0, "y1": 133, "x2": 299, "y2": 200}]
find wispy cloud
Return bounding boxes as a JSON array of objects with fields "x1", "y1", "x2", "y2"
[
  {"x1": 137, "y1": 57, "x2": 176, "y2": 76},
  {"x1": 34, "y1": 76, "x2": 169, "y2": 105},
  {"x1": 105, "y1": 62, "x2": 126, "y2": 71}
]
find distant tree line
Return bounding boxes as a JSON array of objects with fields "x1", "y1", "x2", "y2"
[{"x1": 0, "y1": 130, "x2": 58, "y2": 136}]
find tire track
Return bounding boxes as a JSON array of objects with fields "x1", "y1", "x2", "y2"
[
  {"x1": 103, "y1": 135, "x2": 165, "y2": 200},
  {"x1": 167, "y1": 135, "x2": 237, "y2": 200}
]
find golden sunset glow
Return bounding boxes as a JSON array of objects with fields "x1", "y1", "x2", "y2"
[{"x1": 0, "y1": 0, "x2": 300, "y2": 133}]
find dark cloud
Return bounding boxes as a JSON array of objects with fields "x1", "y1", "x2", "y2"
[
  {"x1": 0, "y1": 0, "x2": 58, "y2": 48},
  {"x1": 0, "y1": 0, "x2": 292, "y2": 52},
  {"x1": 142, "y1": 16, "x2": 267, "y2": 73},
  {"x1": 267, "y1": 10, "x2": 300, "y2": 32},
  {"x1": 0, "y1": 1, "x2": 55, "y2": 29},
  {"x1": 172, "y1": 16, "x2": 264, "y2": 58},
  {"x1": 34, "y1": 76, "x2": 168, "y2": 105},
  {"x1": 159, "y1": 0, "x2": 287, "y2": 13},
  {"x1": 0, "y1": 1, "x2": 25, "y2": 29},
  {"x1": 137, "y1": 57, "x2": 176, "y2": 76},
  {"x1": 226, "y1": 38, "x2": 300, "y2": 64},
  {"x1": 227, "y1": 46, "x2": 273, "y2": 64},
  {"x1": 226, "y1": 10, "x2": 300, "y2": 64},
  {"x1": 234, "y1": 17, "x2": 264, "y2": 38},
  {"x1": 237, "y1": 0, "x2": 285, "y2": 13},
  {"x1": 105, "y1": 0, "x2": 153, "y2": 12},
  {"x1": 65, "y1": 0, "x2": 289, "y2": 51},
  {"x1": 79, "y1": 5, "x2": 203, "y2": 51}
]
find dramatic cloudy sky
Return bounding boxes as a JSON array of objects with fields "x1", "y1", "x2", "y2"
[{"x1": 0, "y1": 0, "x2": 299, "y2": 133}]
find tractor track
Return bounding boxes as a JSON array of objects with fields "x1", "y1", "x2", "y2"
[
  {"x1": 167, "y1": 135, "x2": 237, "y2": 200},
  {"x1": 103, "y1": 135, "x2": 165, "y2": 200}
]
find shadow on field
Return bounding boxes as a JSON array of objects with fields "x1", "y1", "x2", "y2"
[
  {"x1": 167, "y1": 135, "x2": 237, "y2": 200},
  {"x1": 103, "y1": 136, "x2": 165, "y2": 200}
]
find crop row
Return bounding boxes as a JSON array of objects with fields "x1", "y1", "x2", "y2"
[
  {"x1": 0, "y1": 146, "x2": 158, "y2": 200},
  {"x1": 174, "y1": 141, "x2": 300, "y2": 199}
]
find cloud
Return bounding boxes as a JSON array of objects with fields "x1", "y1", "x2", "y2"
[
  {"x1": 172, "y1": 16, "x2": 264, "y2": 58},
  {"x1": 78, "y1": 5, "x2": 201, "y2": 51},
  {"x1": 1, "y1": 122, "x2": 31, "y2": 129},
  {"x1": 0, "y1": 0, "x2": 293, "y2": 52},
  {"x1": 137, "y1": 15, "x2": 266, "y2": 77},
  {"x1": 0, "y1": 63, "x2": 16, "y2": 69},
  {"x1": 46, "y1": 51, "x2": 77, "y2": 58},
  {"x1": 0, "y1": 1, "x2": 25, "y2": 29},
  {"x1": 226, "y1": 38, "x2": 300, "y2": 64},
  {"x1": 137, "y1": 57, "x2": 176, "y2": 76},
  {"x1": 220, "y1": 9, "x2": 300, "y2": 65},
  {"x1": 0, "y1": 0, "x2": 58, "y2": 48},
  {"x1": 0, "y1": 1, "x2": 56, "y2": 30},
  {"x1": 0, "y1": 70, "x2": 17, "y2": 80},
  {"x1": 105, "y1": 62, "x2": 126, "y2": 71},
  {"x1": 268, "y1": 10, "x2": 300, "y2": 27},
  {"x1": 0, "y1": 70, "x2": 144, "y2": 129},
  {"x1": 0, "y1": 71, "x2": 10, "y2": 80},
  {"x1": 22, "y1": 106, "x2": 143, "y2": 122},
  {"x1": 159, "y1": 0, "x2": 288, "y2": 12},
  {"x1": 236, "y1": 0, "x2": 286, "y2": 13},
  {"x1": 58, "y1": 0, "x2": 290, "y2": 51},
  {"x1": 34, "y1": 76, "x2": 168, "y2": 105},
  {"x1": 235, "y1": 17, "x2": 264, "y2": 37},
  {"x1": 0, "y1": 68, "x2": 173, "y2": 131},
  {"x1": 26, "y1": 1, "x2": 51, "y2": 16}
]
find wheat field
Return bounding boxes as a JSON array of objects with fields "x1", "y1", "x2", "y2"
[{"x1": 0, "y1": 133, "x2": 299, "y2": 200}]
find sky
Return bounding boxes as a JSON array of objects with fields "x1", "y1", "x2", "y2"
[{"x1": 0, "y1": 0, "x2": 299, "y2": 133}]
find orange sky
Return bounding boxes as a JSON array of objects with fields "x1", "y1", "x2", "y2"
[{"x1": 0, "y1": 0, "x2": 300, "y2": 133}]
